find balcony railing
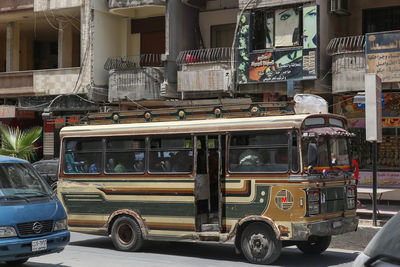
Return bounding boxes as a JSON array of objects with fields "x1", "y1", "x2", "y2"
[
  {"x1": 327, "y1": 36, "x2": 366, "y2": 93},
  {"x1": 0, "y1": 0, "x2": 33, "y2": 11},
  {"x1": 108, "y1": 0, "x2": 166, "y2": 9},
  {"x1": 327, "y1": 35, "x2": 365, "y2": 56},
  {"x1": 104, "y1": 54, "x2": 163, "y2": 71},
  {"x1": 0, "y1": 71, "x2": 34, "y2": 97},
  {"x1": 177, "y1": 47, "x2": 232, "y2": 65}
]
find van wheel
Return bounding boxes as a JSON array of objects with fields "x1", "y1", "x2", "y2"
[
  {"x1": 111, "y1": 216, "x2": 143, "y2": 252},
  {"x1": 297, "y1": 236, "x2": 331, "y2": 254},
  {"x1": 240, "y1": 222, "x2": 281, "y2": 265},
  {"x1": 5, "y1": 258, "x2": 29, "y2": 265}
]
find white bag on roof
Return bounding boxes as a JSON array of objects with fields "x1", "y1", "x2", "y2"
[{"x1": 294, "y1": 94, "x2": 328, "y2": 114}]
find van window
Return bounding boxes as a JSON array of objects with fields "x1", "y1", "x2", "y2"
[
  {"x1": 63, "y1": 139, "x2": 102, "y2": 174},
  {"x1": 229, "y1": 132, "x2": 289, "y2": 173},
  {"x1": 105, "y1": 137, "x2": 145, "y2": 174},
  {"x1": 149, "y1": 136, "x2": 193, "y2": 173}
]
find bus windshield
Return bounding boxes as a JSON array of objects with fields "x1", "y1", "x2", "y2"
[
  {"x1": 302, "y1": 136, "x2": 350, "y2": 172},
  {"x1": 0, "y1": 163, "x2": 51, "y2": 198}
]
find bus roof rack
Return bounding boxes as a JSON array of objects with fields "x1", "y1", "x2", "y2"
[{"x1": 83, "y1": 102, "x2": 295, "y2": 125}]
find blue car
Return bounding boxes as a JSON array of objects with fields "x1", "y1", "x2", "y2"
[{"x1": 0, "y1": 155, "x2": 70, "y2": 265}]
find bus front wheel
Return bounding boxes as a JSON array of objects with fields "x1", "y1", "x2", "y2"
[
  {"x1": 296, "y1": 236, "x2": 331, "y2": 254},
  {"x1": 111, "y1": 216, "x2": 143, "y2": 252},
  {"x1": 240, "y1": 222, "x2": 282, "y2": 265}
]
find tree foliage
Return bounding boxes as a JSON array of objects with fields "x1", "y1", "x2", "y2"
[{"x1": 0, "y1": 125, "x2": 42, "y2": 161}]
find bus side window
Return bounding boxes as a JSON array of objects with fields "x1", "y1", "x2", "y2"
[
  {"x1": 63, "y1": 139, "x2": 102, "y2": 174},
  {"x1": 149, "y1": 136, "x2": 193, "y2": 174},
  {"x1": 229, "y1": 131, "x2": 289, "y2": 173},
  {"x1": 105, "y1": 137, "x2": 145, "y2": 174}
]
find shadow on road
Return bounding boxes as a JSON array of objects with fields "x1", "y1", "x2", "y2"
[
  {"x1": 70, "y1": 236, "x2": 358, "y2": 266},
  {"x1": 0, "y1": 262, "x2": 69, "y2": 267}
]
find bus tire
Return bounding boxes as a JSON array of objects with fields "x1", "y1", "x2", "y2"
[
  {"x1": 111, "y1": 216, "x2": 143, "y2": 252},
  {"x1": 5, "y1": 258, "x2": 29, "y2": 265},
  {"x1": 296, "y1": 236, "x2": 331, "y2": 254},
  {"x1": 240, "y1": 222, "x2": 281, "y2": 265}
]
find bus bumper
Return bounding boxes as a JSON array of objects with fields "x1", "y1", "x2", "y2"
[
  {"x1": 0, "y1": 230, "x2": 70, "y2": 262},
  {"x1": 291, "y1": 216, "x2": 359, "y2": 240}
]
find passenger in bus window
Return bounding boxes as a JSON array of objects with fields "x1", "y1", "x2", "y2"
[
  {"x1": 89, "y1": 162, "x2": 100, "y2": 173},
  {"x1": 114, "y1": 161, "x2": 126, "y2": 173}
]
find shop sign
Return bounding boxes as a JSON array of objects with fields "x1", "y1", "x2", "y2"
[
  {"x1": 17, "y1": 110, "x2": 35, "y2": 119},
  {"x1": 366, "y1": 30, "x2": 400, "y2": 83},
  {"x1": 0, "y1": 105, "x2": 16, "y2": 118},
  {"x1": 359, "y1": 171, "x2": 400, "y2": 188},
  {"x1": 52, "y1": 115, "x2": 81, "y2": 128}
]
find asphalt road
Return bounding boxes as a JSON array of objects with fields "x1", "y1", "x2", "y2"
[{"x1": 1, "y1": 232, "x2": 359, "y2": 267}]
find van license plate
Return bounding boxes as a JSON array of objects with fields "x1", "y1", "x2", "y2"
[{"x1": 32, "y1": 239, "x2": 47, "y2": 252}]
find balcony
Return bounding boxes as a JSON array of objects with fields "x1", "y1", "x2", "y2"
[
  {"x1": 34, "y1": 0, "x2": 82, "y2": 11},
  {"x1": 0, "y1": 71, "x2": 34, "y2": 97},
  {"x1": 177, "y1": 47, "x2": 233, "y2": 93},
  {"x1": 327, "y1": 36, "x2": 366, "y2": 94},
  {"x1": 108, "y1": 0, "x2": 166, "y2": 19},
  {"x1": 105, "y1": 54, "x2": 164, "y2": 102}
]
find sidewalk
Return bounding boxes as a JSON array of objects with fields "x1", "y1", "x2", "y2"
[{"x1": 330, "y1": 220, "x2": 381, "y2": 251}]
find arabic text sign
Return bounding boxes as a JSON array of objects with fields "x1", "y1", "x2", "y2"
[
  {"x1": 359, "y1": 171, "x2": 400, "y2": 188},
  {"x1": 366, "y1": 31, "x2": 400, "y2": 83}
]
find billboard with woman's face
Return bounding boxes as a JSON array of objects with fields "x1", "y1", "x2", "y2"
[
  {"x1": 303, "y1": 5, "x2": 318, "y2": 49},
  {"x1": 275, "y1": 8, "x2": 300, "y2": 47}
]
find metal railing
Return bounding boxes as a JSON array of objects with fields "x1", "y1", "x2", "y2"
[
  {"x1": 104, "y1": 54, "x2": 163, "y2": 71},
  {"x1": 327, "y1": 35, "x2": 365, "y2": 56},
  {"x1": 108, "y1": 0, "x2": 165, "y2": 9},
  {"x1": 176, "y1": 47, "x2": 232, "y2": 65}
]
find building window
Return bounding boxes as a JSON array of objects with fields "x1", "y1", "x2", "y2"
[
  {"x1": 211, "y1": 23, "x2": 236, "y2": 48},
  {"x1": 363, "y1": 6, "x2": 400, "y2": 34}
]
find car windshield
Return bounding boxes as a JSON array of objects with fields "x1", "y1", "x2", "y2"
[
  {"x1": 0, "y1": 163, "x2": 51, "y2": 198},
  {"x1": 364, "y1": 212, "x2": 400, "y2": 258}
]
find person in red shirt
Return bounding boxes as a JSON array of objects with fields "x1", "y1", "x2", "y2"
[{"x1": 352, "y1": 158, "x2": 359, "y2": 183}]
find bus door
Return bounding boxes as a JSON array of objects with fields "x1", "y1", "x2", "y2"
[{"x1": 194, "y1": 135, "x2": 225, "y2": 233}]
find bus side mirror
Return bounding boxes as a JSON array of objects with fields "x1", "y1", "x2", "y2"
[{"x1": 308, "y1": 143, "x2": 317, "y2": 167}]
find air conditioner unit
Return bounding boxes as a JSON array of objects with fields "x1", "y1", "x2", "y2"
[{"x1": 329, "y1": 0, "x2": 351, "y2": 16}]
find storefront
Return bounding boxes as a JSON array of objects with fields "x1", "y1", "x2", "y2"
[{"x1": 336, "y1": 93, "x2": 400, "y2": 195}]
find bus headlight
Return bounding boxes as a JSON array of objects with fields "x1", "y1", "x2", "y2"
[
  {"x1": 0, "y1": 226, "x2": 17, "y2": 238},
  {"x1": 54, "y1": 219, "x2": 68, "y2": 231},
  {"x1": 308, "y1": 201, "x2": 320, "y2": 215},
  {"x1": 347, "y1": 186, "x2": 357, "y2": 210},
  {"x1": 307, "y1": 189, "x2": 321, "y2": 215}
]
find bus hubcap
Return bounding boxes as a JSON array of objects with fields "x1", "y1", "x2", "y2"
[
  {"x1": 249, "y1": 234, "x2": 268, "y2": 256},
  {"x1": 118, "y1": 223, "x2": 134, "y2": 245}
]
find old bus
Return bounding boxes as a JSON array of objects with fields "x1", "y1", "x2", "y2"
[{"x1": 58, "y1": 113, "x2": 358, "y2": 264}]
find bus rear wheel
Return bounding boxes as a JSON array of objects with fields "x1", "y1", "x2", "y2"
[
  {"x1": 296, "y1": 236, "x2": 331, "y2": 254},
  {"x1": 111, "y1": 216, "x2": 143, "y2": 252},
  {"x1": 240, "y1": 222, "x2": 282, "y2": 265}
]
